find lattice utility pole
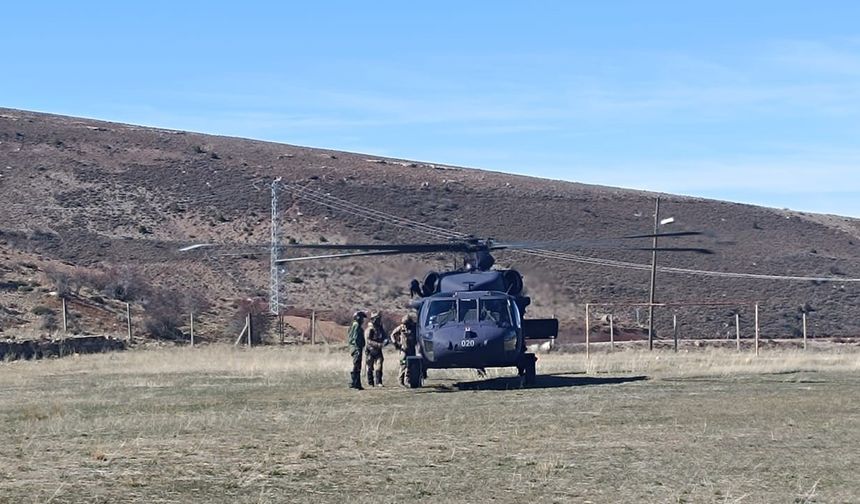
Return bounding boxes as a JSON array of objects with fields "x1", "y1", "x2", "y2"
[{"x1": 270, "y1": 177, "x2": 283, "y2": 315}]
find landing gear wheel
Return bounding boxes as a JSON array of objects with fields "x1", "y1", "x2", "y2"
[
  {"x1": 518, "y1": 353, "x2": 537, "y2": 388},
  {"x1": 407, "y1": 357, "x2": 424, "y2": 389},
  {"x1": 524, "y1": 359, "x2": 536, "y2": 386}
]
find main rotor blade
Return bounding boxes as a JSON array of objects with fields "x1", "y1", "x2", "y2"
[
  {"x1": 494, "y1": 230, "x2": 713, "y2": 252},
  {"x1": 627, "y1": 247, "x2": 714, "y2": 254},
  {"x1": 275, "y1": 250, "x2": 407, "y2": 263},
  {"x1": 178, "y1": 243, "x2": 215, "y2": 252},
  {"x1": 620, "y1": 231, "x2": 706, "y2": 239},
  {"x1": 497, "y1": 241, "x2": 713, "y2": 254},
  {"x1": 284, "y1": 242, "x2": 476, "y2": 253}
]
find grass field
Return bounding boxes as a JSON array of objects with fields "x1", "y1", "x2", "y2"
[{"x1": 1, "y1": 346, "x2": 859, "y2": 503}]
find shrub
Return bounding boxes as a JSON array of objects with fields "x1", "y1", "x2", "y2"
[
  {"x1": 143, "y1": 290, "x2": 183, "y2": 341},
  {"x1": 0, "y1": 280, "x2": 26, "y2": 291},
  {"x1": 100, "y1": 265, "x2": 149, "y2": 302},
  {"x1": 331, "y1": 310, "x2": 354, "y2": 326},
  {"x1": 144, "y1": 314, "x2": 183, "y2": 341},
  {"x1": 31, "y1": 305, "x2": 54, "y2": 316},
  {"x1": 142, "y1": 288, "x2": 210, "y2": 341},
  {"x1": 44, "y1": 266, "x2": 71, "y2": 297},
  {"x1": 39, "y1": 313, "x2": 58, "y2": 331},
  {"x1": 829, "y1": 265, "x2": 846, "y2": 276}
]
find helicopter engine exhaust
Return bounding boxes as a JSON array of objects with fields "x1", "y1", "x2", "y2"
[
  {"x1": 422, "y1": 272, "x2": 440, "y2": 296},
  {"x1": 502, "y1": 270, "x2": 523, "y2": 295}
]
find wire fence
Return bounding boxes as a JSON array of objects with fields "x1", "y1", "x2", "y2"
[{"x1": 574, "y1": 300, "x2": 855, "y2": 356}]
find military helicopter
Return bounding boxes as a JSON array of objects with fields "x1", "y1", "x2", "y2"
[{"x1": 276, "y1": 234, "x2": 712, "y2": 388}]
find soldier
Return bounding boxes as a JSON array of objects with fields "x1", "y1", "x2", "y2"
[
  {"x1": 390, "y1": 314, "x2": 417, "y2": 387},
  {"x1": 347, "y1": 311, "x2": 367, "y2": 390},
  {"x1": 364, "y1": 311, "x2": 386, "y2": 387}
]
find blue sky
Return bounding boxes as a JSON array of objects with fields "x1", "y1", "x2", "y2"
[{"x1": 4, "y1": 1, "x2": 860, "y2": 216}]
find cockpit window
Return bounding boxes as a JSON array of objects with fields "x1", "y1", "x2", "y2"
[
  {"x1": 480, "y1": 298, "x2": 512, "y2": 326},
  {"x1": 426, "y1": 297, "x2": 517, "y2": 328},
  {"x1": 458, "y1": 299, "x2": 478, "y2": 323},
  {"x1": 426, "y1": 300, "x2": 456, "y2": 327}
]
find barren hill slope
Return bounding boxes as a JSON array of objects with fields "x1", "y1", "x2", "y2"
[{"x1": 2, "y1": 107, "x2": 860, "y2": 341}]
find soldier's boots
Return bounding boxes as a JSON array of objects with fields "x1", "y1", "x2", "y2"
[
  {"x1": 375, "y1": 370, "x2": 384, "y2": 387},
  {"x1": 366, "y1": 371, "x2": 375, "y2": 387},
  {"x1": 349, "y1": 372, "x2": 363, "y2": 390}
]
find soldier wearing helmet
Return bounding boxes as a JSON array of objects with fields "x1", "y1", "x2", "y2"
[
  {"x1": 347, "y1": 311, "x2": 367, "y2": 390},
  {"x1": 364, "y1": 311, "x2": 386, "y2": 387},
  {"x1": 390, "y1": 314, "x2": 418, "y2": 387}
]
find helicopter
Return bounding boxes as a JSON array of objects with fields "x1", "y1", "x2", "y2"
[{"x1": 276, "y1": 234, "x2": 712, "y2": 388}]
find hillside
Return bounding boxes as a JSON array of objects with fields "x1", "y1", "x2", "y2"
[{"x1": 2, "y1": 107, "x2": 860, "y2": 342}]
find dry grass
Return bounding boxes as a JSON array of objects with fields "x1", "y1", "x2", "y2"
[
  {"x1": 1, "y1": 345, "x2": 859, "y2": 503},
  {"x1": 567, "y1": 345, "x2": 860, "y2": 377}
]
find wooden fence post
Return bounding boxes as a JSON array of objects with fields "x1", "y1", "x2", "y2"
[
  {"x1": 247, "y1": 313, "x2": 252, "y2": 347},
  {"x1": 234, "y1": 317, "x2": 248, "y2": 346},
  {"x1": 754, "y1": 303, "x2": 760, "y2": 356},
  {"x1": 802, "y1": 312, "x2": 808, "y2": 350},
  {"x1": 673, "y1": 314, "x2": 678, "y2": 353},
  {"x1": 126, "y1": 302, "x2": 132, "y2": 343},
  {"x1": 609, "y1": 313, "x2": 615, "y2": 351},
  {"x1": 62, "y1": 297, "x2": 68, "y2": 334},
  {"x1": 311, "y1": 310, "x2": 316, "y2": 345},
  {"x1": 190, "y1": 312, "x2": 195, "y2": 347},
  {"x1": 585, "y1": 304, "x2": 590, "y2": 360},
  {"x1": 735, "y1": 313, "x2": 740, "y2": 352},
  {"x1": 278, "y1": 313, "x2": 285, "y2": 344}
]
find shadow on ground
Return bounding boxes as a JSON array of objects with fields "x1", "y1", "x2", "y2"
[{"x1": 426, "y1": 373, "x2": 649, "y2": 392}]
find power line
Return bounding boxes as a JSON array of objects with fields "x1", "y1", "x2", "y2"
[
  {"x1": 277, "y1": 182, "x2": 465, "y2": 240},
  {"x1": 279, "y1": 183, "x2": 860, "y2": 284},
  {"x1": 514, "y1": 248, "x2": 860, "y2": 283},
  {"x1": 9, "y1": 177, "x2": 858, "y2": 284}
]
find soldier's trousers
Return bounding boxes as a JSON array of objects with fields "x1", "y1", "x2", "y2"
[
  {"x1": 365, "y1": 349, "x2": 383, "y2": 374},
  {"x1": 351, "y1": 348, "x2": 363, "y2": 374},
  {"x1": 399, "y1": 348, "x2": 415, "y2": 383}
]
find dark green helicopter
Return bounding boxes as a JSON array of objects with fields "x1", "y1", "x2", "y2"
[{"x1": 277, "y1": 233, "x2": 711, "y2": 388}]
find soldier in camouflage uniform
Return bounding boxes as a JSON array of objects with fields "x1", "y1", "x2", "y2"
[
  {"x1": 347, "y1": 311, "x2": 367, "y2": 390},
  {"x1": 364, "y1": 311, "x2": 386, "y2": 387},
  {"x1": 390, "y1": 314, "x2": 417, "y2": 387}
]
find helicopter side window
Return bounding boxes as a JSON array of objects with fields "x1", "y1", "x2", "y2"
[
  {"x1": 427, "y1": 300, "x2": 456, "y2": 327},
  {"x1": 480, "y1": 298, "x2": 511, "y2": 326},
  {"x1": 458, "y1": 299, "x2": 478, "y2": 323}
]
